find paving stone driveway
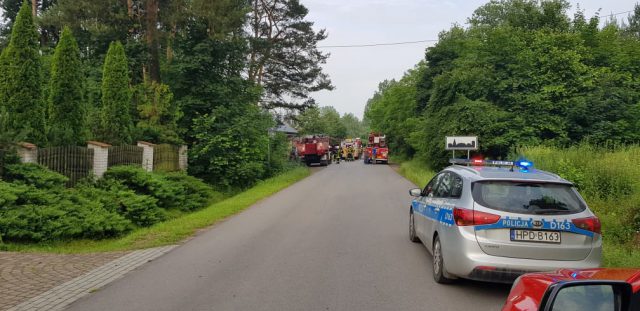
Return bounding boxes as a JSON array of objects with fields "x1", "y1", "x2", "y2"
[{"x1": 0, "y1": 251, "x2": 127, "y2": 311}]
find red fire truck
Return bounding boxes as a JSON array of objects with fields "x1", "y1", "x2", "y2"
[
  {"x1": 365, "y1": 132, "x2": 388, "y2": 164},
  {"x1": 295, "y1": 135, "x2": 332, "y2": 166}
]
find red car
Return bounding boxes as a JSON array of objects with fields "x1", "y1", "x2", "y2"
[{"x1": 502, "y1": 268, "x2": 640, "y2": 311}]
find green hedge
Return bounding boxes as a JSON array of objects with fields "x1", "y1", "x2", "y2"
[
  {"x1": 3, "y1": 163, "x2": 68, "y2": 189},
  {"x1": 0, "y1": 163, "x2": 220, "y2": 243},
  {"x1": 0, "y1": 181, "x2": 131, "y2": 242},
  {"x1": 104, "y1": 166, "x2": 220, "y2": 211}
]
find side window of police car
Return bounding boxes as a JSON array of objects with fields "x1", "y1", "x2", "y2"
[
  {"x1": 433, "y1": 172, "x2": 452, "y2": 198},
  {"x1": 450, "y1": 174, "x2": 463, "y2": 199},
  {"x1": 422, "y1": 173, "x2": 443, "y2": 198}
]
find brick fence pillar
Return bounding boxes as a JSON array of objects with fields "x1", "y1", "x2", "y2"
[
  {"x1": 178, "y1": 145, "x2": 188, "y2": 171},
  {"x1": 17, "y1": 142, "x2": 38, "y2": 164},
  {"x1": 87, "y1": 141, "x2": 111, "y2": 178},
  {"x1": 137, "y1": 141, "x2": 155, "y2": 172}
]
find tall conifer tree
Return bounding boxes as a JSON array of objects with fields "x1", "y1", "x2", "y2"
[
  {"x1": 48, "y1": 26, "x2": 85, "y2": 145},
  {"x1": 2, "y1": 1, "x2": 46, "y2": 144},
  {"x1": 100, "y1": 41, "x2": 132, "y2": 145}
]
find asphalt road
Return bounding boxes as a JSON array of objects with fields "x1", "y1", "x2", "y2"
[{"x1": 67, "y1": 161, "x2": 511, "y2": 311}]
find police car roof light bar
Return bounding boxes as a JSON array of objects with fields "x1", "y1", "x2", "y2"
[
  {"x1": 450, "y1": 158, "x2": 535, "y2": 171},
  {"x1": 449, "y1": 159, "x2": 516, "y2": 167}
]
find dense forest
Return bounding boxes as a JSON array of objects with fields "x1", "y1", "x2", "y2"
[
  {"x1": 365, "y1": 0, "x2": 640, "y2": 169},
  {"x1": 0, "y1": 0, "x2": 336, "y2": 189}
]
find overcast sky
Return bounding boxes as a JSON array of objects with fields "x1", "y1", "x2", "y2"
[{"x1": 303, "y1": 0, "x2": 636, "y2": 119}]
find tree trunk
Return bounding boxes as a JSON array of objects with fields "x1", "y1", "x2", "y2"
[
  {"x1": 127, "y1": 0, "x2": 134, "y2": 17},
  {"x1": 145, "y1": 0, "x2": 161, "y2": 82},
  {"x1": 31, "y1": 0, "x2": 37, "y2": 17}
]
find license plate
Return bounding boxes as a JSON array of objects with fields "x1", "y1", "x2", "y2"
[{"x1": 510, "y1": 229, "x2": 561, "y2": 244}]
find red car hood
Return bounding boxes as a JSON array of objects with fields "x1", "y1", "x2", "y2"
[{"x1": 503, "y1": 268, "x2": 640, "y2": 311}]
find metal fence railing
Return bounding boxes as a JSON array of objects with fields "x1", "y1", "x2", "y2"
[
  {"x1": 108, "y1": 145, "x2": 143, "y2": 168},
  {"x1": 153, "y1": 144, "x2": 180, "y2": 172},
  {"x1": 37, "y1": 146, "x2": 94, "y2": 186}
]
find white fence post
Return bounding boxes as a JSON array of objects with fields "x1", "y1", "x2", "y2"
[
  {"x1": 137, "y1": 141, "x2": 155, "y2": 172},
  {"x1": 178, "y1": 145, "x2": 188, "y2": 171},
  {"x1": 87, "y1": 141, "x2": 111, "y2": 178},
  {"x1": 17, "y1": 142, "x2": 38, "y2": 164}
]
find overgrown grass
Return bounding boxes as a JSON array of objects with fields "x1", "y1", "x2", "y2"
[
  {"x1": 519, "y1": 145, "x2": 640, "y2": 267},
  {"x1": 0, "y1": 167, "x2": 310, "y2": 253},
  {"x1": 395, "y1": 157, "x2": 435, "y2": 189}
]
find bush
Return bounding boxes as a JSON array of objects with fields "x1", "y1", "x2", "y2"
[
  {"x1": 76, "y1": 181, "x2": 166, "y2": 227},
  {"x1": 0, "y1": 181, "x2": 131, "y2": 242},
  {"x1": 104, "y1": 166, "x2": 218, "y2": 212},
  {"x1": 161, "y1": 172, "x2": 221, "y2": 211},
  {"x1": 103, "y1": 165, "x2": 182, "y2": 209},
  {"x1": 0, "y1": 163, "x2": 217, "y2": 243},
  {"x1": 4, "y1": 163, "x2": 68, "y2": 188}
]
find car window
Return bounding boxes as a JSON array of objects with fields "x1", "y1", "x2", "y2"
[
  {"x1": 472, "y1": 181, "x2": 586, "y2": 215},
  {"x1": 433, "y1": 172, "x2": 452, "y2": 198},
  {"x1": 450, "y1": 173, "x2": 463, "y2": 198},
  {"x1": 423, "y1": 173, "x2": 443, "y2": 197},
  {"x1": 551, "y1": 285, "x2": 615, "y2": 311}
]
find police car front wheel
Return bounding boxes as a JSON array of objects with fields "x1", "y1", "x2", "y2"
[{"x1": 409, "y1": 209, "x2": 420, "y2": 243}]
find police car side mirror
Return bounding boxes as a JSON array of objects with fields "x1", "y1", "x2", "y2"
[
  {"x1": 409, "y1": 188, "x2": 421, "y2": 197},
  {"x1": 538, "y1": 281, "x2": 632, "y2": 311}
]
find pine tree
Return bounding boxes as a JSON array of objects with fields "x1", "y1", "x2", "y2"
[
  {"x1": 2, "y1": 1, "x2": 46, "y2": 145},
  {"x1": 100, "y1": 41, "x2": 133, "y2": 145},
  {"x1": 48, "y1": 26, "x2": 86, "y2": 146}
]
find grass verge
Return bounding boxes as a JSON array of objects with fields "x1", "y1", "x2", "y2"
[
  {"x1": 395, "y1": 157, "x2": 435, "y2": 188},
  {"x1": 1, "y1": 167, "x2": 310, "y2": 254}
]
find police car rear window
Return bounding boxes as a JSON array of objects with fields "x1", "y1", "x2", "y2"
[{"x1": 471, "y1": 181, "x2": 586, "y2": 215}]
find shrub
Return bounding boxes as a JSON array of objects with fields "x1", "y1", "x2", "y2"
[
  {"x1": 0, "y1": 181, "x2": 131, "y2": 242},
  {"x1": 103, "y1": 165, "x2": 182, "y2": 209},
  {"x1": 4, "y1": 163, "x2": 68, "y2": 188},
  {"x1": 162, "y1": 172, "x2": 222, "y2": 211},
  {"x1": 104, "y1": 166, "x2": 218, "y2": 212},
  {"x1": 76, "y1": 181, "x2": 166, "y2": 227}
]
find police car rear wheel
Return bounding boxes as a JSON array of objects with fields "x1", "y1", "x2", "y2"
[
  {"x1": 433, "y1": 237, "x2": 453, "y2": 284},
  {"x1": 409, "y1": 209, "x2": 420, "y2": 243}
]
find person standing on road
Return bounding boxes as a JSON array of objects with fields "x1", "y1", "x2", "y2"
[{"x1": 372, "y1": 146, "x2": 377, "y2": 165}]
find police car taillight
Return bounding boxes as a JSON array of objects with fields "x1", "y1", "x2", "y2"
[
  {"x1": 453, "y1": 208, "x2": 500, "y2": 226},
  {"x1": 572, "y1": 216, "x2": 601, "y2": 234}
]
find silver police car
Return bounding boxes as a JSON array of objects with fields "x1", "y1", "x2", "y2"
[{"x1": 408, "y1": 159, "x2": 602, "y2": 283}]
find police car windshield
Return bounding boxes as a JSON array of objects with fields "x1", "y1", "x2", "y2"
[{"x1": 472, "y1": 181, "x2": 586, "y2": 215}]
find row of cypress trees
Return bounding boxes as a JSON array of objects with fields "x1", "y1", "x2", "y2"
[{"x1": 0, "y1": 1, "x2": 132, "y2": 146}]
